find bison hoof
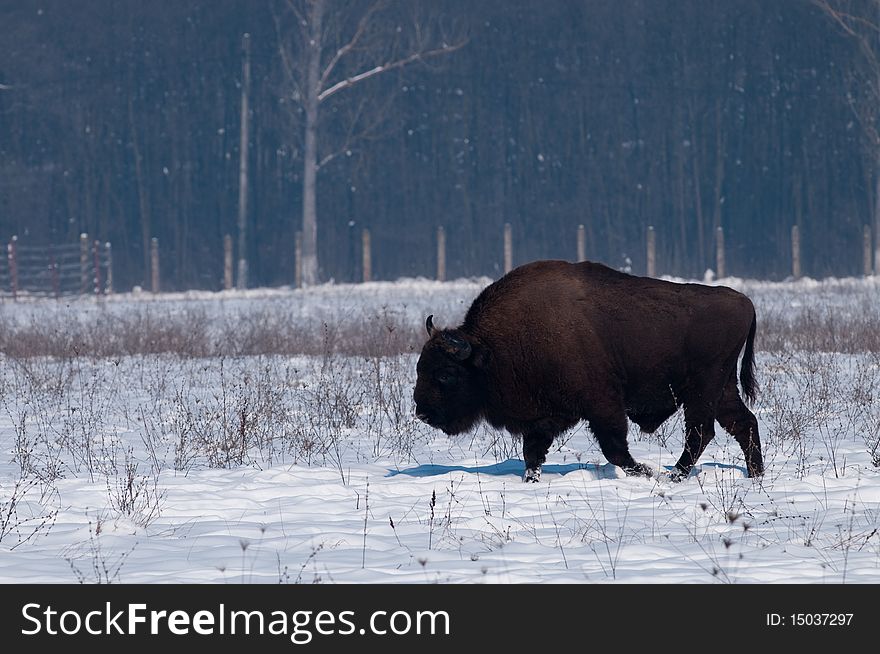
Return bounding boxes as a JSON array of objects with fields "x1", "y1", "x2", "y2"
[
  {"x1": 523, "y1": 467, "x2": 542, "y2": 483},
  {"x1": 623, "y1": 463, "x2": 653, "y2": 477},
  {"x1": 668, "y1": 467, "x2": 690, "y2": 483}
]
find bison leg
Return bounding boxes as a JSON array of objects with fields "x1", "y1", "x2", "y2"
[
  {"x1": 716, "y1": 378, "x2": 764, "y2": 478},
  {"x1": 673, "y1": 404, "x2": 717, "y2": 480},
  {"x1": 590, "y1": 414, "x2": 651, "y2": 477},
  {"x1": 521, "y1": 418, "x2": 577, "y2": 482},
  {"x1": 522, "y1": 431, "x2": 554, "y2": 482}
]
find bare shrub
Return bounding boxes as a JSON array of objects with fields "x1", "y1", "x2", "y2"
[
  {"x1": 850, "y1": 353, "x2": 880, "y2": 467},
  {"x1": 290, "y1": 353, "x2": 367, "y2": 481},
  {"x1": 164, "y1": 358, "x2": 289, "y2": 469},
  {"x1": 105, "y1": 447, "x2": 165, "y2": 528},
  {"x1": 7, "y1": 391, "x2": 67, "y2": 483},
  {"x1": 0, "y1": 475, "x2": 58, "y2": 548},
  {"x1": 364, "y1": 355, "x2": 429, "y2": 461},
  {"x1": 65, "y1": 518, "x2": 136, "y2": 584},
  {"x1": 3, "y1": 357, "x2": 129, "y2": 482}
]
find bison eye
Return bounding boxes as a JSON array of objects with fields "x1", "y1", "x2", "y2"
[{"x1": 436, "y1": 372, "x2": 454, "y2": 385}]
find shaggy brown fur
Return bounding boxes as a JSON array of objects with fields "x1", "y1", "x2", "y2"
[{"x1": 413, "y1": 260, "x2": 763, "y2": 482}]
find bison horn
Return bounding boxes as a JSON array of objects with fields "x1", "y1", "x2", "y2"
[{"x1": 426, "y1": 314, "x2": 436, "y2": 337}]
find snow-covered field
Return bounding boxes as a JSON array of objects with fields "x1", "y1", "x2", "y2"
[{"x1": 1, "y1": 274, "x2": 879, "y2": 583}]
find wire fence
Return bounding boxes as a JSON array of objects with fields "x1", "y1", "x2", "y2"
[{"x1": 0, "y1": 235, "x2": 112, "y2": 299}]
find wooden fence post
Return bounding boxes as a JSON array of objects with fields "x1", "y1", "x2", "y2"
[
  {"x1": 436, "y1": 226, "x2": 446, "y2": 282},
  {"x1": 223, "y1": 234, "x2": 233, "y2": 290},
  {"x1": 8, "y1": 236, "x2": 17, "y2": 300},
  {"x1": 49, "y1": 244, "x2": 60, "y2": 299},
  {"x1": 80, "y1": 232, "x2": 89, "y2": 294},
  {"x1": 577, "y1": 224, "x2": 586, "y2": 262},
  {"x1": 151, "y1": 237, "x2": 160, "y2": 293},
  {"x1": 294, "y1": 230, "x2": 303, "y2": 289},
  {"x1": 864, "y1": 225, "x2": 873, "y2": 277},
  {"x1": 92, "y1": 240, "x2": 103, "y2": 295},
  {"x1": 362, "y1": 228, "x2": 372, "y2": 283},
  {"x1": 715, "y1": 226, "x2": 726, "y2": 279},
  {"x1": 646, "y1": 225, "x2": 656, "y2": 277},
  {"x1": 503, "y1": 222, "x2": 513, "y2": 274},
  {"x1": 791, "y1": 225, "x2": 801, "y2": 279},
  {"x1": 105, "y1": 242, "x2": 113, "y2": 294}
]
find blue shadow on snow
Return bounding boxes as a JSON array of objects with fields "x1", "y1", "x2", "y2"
[
  {"x1": 386, "y1": 459, "x2": 604, "y2": 479},
  {"x1": 385, "y1": 459, "x2": 748, "y2": 479}
]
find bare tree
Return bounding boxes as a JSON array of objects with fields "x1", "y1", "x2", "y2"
[
  {"x1": 813, "y1": 0, "x2": 880, "y2": 272},
  {"x1": 273, "y1": 0, "x2": 466, "y2": 285},
  {"x1": 237, "y1": 33, "x2": 252, "y2": 289}
]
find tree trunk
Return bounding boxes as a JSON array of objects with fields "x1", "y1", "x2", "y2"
[
  {"x1": 689, "y1": 101, "x2": 706, "y2": 274},
  {"x1": 711, "y1": 99, "x2": 725, "y2": 245},
  {"x1": 237, "y1": 33, "x2": 251, "y2": 289},
  {"x1": 874, "y1": 166, "x2": 880, "y2": 274},
  {"x1": 300, "y1": 0, "x2": 324, "y2": 287},
  {"x1": 875, "y1": 68, "x2": 880, "y2": 274},
  {"x1": 128, "y1": 95, "x2": 151, "y2": 283}
]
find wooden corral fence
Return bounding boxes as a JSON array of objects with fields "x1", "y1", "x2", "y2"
[{"x1": 0, "y1": 234, "x2": 112, "y2": 299}]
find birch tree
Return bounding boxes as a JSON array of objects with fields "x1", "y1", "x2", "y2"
[{"x1": 273, "y1": 0, "x2": 466, "y2": 285}]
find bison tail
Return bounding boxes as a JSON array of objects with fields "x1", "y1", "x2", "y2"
[{"x1": 740, "y1": 310, "x2": 758, "y2": 405}]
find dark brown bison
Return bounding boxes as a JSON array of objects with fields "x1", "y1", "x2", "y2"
[{"x1": 413, "y1": 260, "x2": 764, "y2": 482}]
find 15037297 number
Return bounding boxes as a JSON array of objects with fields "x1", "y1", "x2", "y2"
[
  {"x1": 792, "y1": 614, "x2": 853, "y2": 626},
  {"x1": 766, "y1": 613, "x2": 854, "y2": 626}
]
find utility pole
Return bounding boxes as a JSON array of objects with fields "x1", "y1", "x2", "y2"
[{"x1": 236, "y1": 33, "x2": 251, "y2": 289}]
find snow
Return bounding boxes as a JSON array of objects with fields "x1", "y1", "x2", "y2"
[{"x1": 1, "y1": 274, "x2": 879, "y2": 583}]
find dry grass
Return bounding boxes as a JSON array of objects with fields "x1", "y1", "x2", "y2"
[
  {"x1": 0, "y1": 304, "x2": 425, "y2": 359},
  {"x1": 758, "y1": 300, "x2": 880, "y2": 353},
  {"x1": 0, "y1": 298, "x2": 878, "y2": 359}
]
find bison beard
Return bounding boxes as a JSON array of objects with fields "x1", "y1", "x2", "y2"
[{"x1": 413, "y1": 260, "x2": 764, "y2": 482}]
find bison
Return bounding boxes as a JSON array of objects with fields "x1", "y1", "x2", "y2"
[{"x1": 413, "y1": 260, "x2": 764, "y2": 482}]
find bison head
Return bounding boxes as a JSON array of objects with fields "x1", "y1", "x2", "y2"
[{"x1": 413, "y1": 315, "x2": 486, "y2": 435}]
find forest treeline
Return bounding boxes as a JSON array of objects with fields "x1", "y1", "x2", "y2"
[{"x1": 0, "y1": 0, "x2": 873, "y2": 290}]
